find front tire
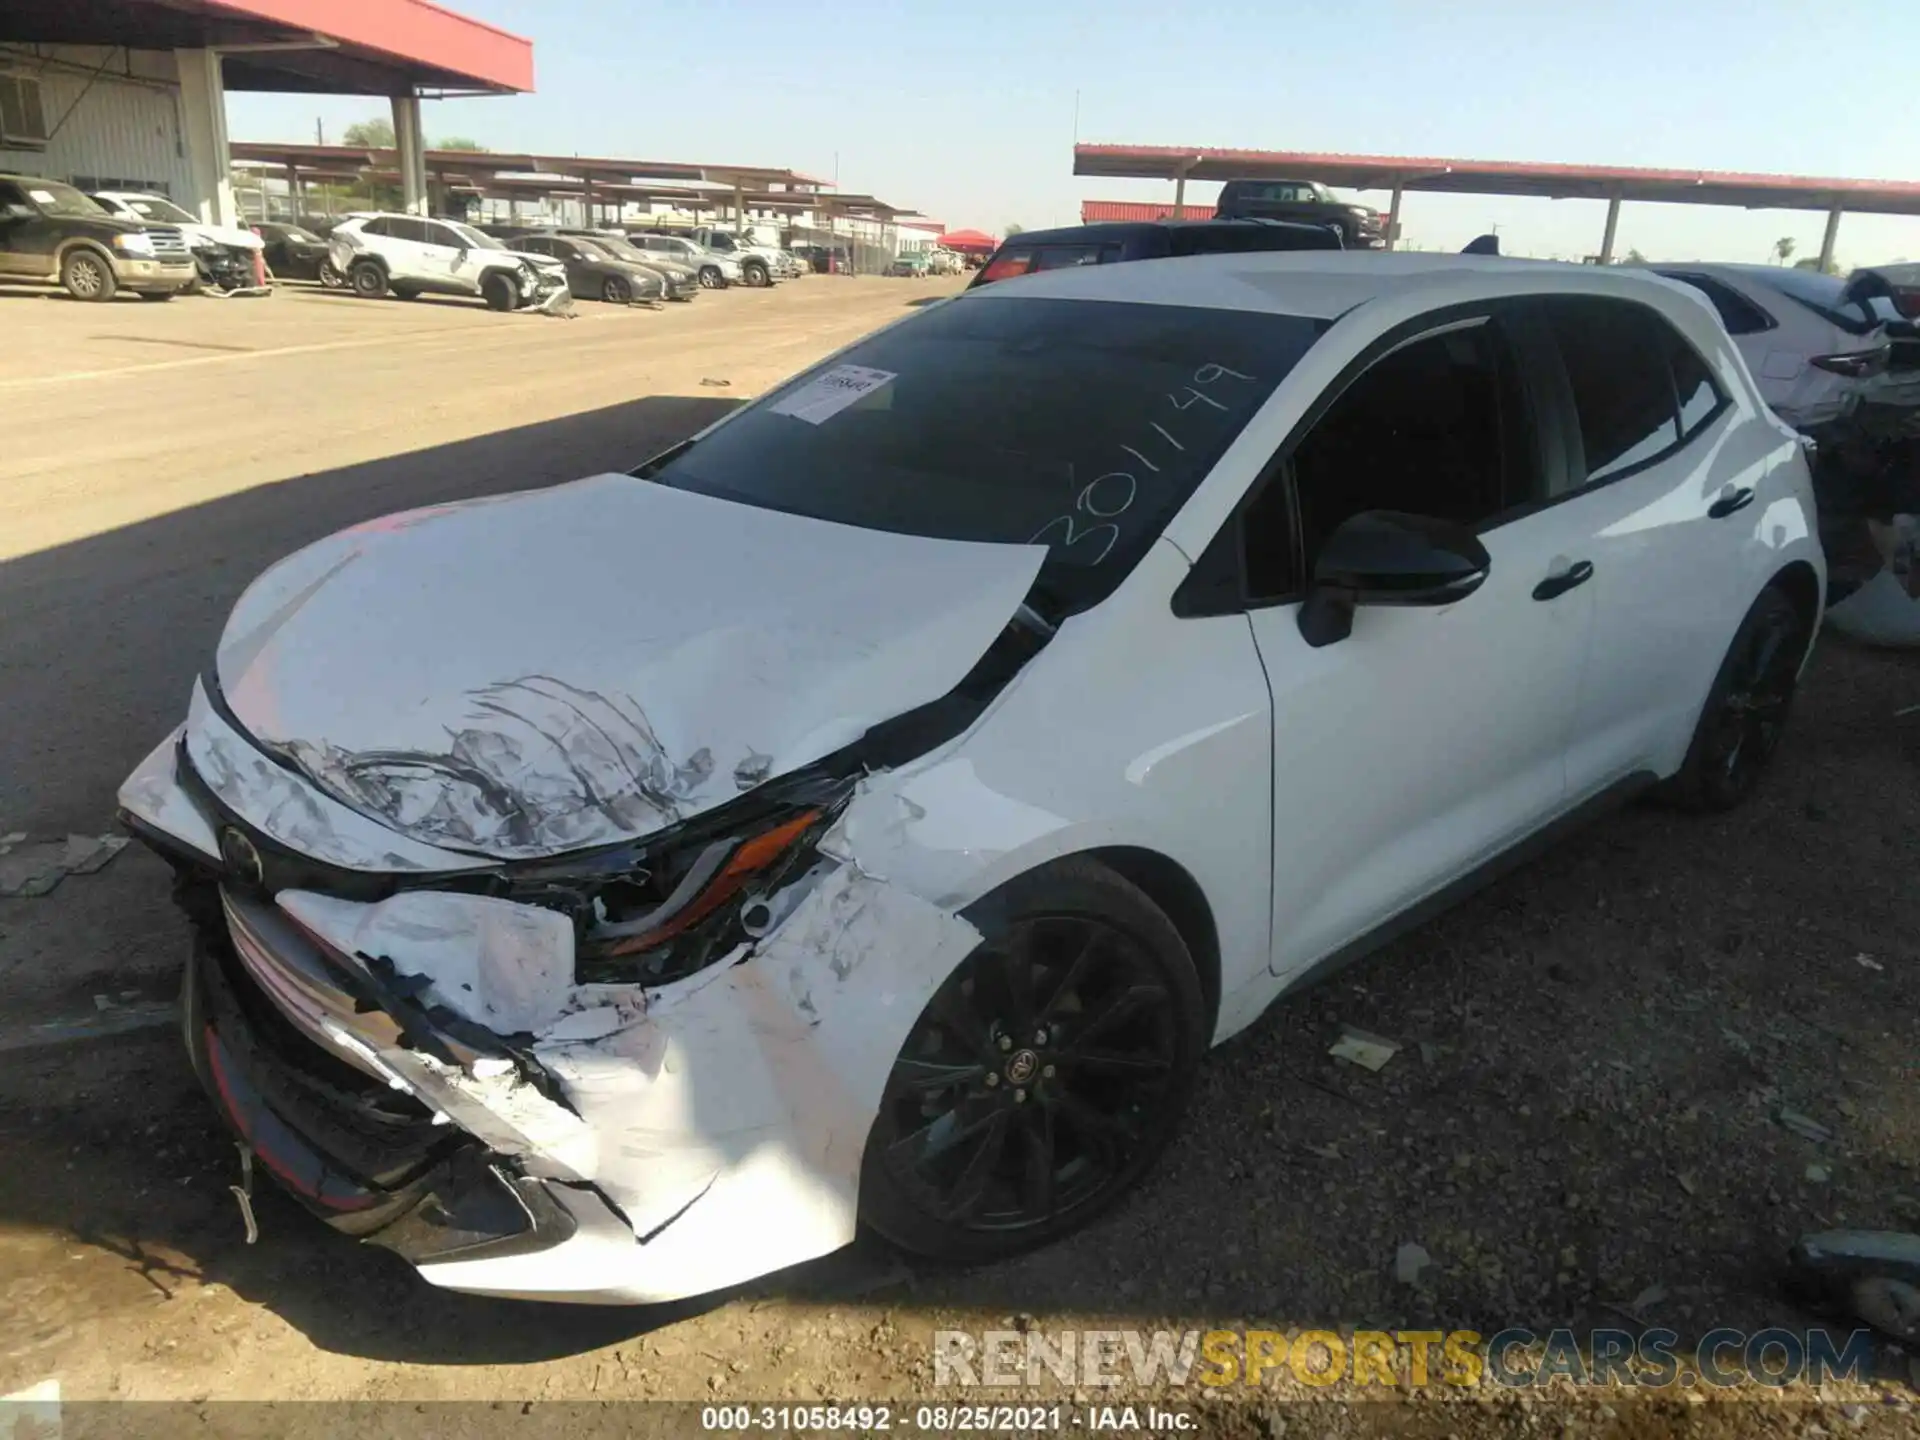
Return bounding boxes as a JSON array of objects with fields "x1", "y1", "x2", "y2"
[
  {"x1": 859, "y1": 857, "x2": 1206, "y2": 1264},
  {"x1": 481, "y1": 271, "x2": 519, "y2": 312},
  {"x1": 699, "y1": 266, "x2": 723, "y2": 289},
  {"x1": 1661, "y1": 584, "x2": 1812, "y2": 812},
  {"x1": 318, "y1": 258, "x2": 346, "y2": 289},
  {"x1": 602, "y1": 276, "x2": 630, "y2": 305},
  {"x1": 348, "y1": 259, "x2": 387, "y2": 299},
  {"x1": 743, "y1": 259, "x2": 770, "y2": 288},
  {"x1": 62, "y1": 249, "x2": 116, "y2": 302}
]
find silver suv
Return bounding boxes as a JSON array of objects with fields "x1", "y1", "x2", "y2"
[{"x1": 624, "y1": 232, "x2": 742, "y2": 290}]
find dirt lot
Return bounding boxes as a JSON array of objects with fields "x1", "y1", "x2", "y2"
[{"x1": 1, "y1": 273, "x2": 1917, "y2": 1436}]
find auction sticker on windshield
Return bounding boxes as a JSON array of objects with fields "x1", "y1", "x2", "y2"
[
  {"x1": 29, "y1": 190, "x2": 55, "y2": 204},
  {"x1": 769, "y1": 364, "x2": 896, "y2": 425}
]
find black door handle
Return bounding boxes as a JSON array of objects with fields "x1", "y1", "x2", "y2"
[
  {"x1": 1708, "y1": 486, "x2": 1756, "y2": 519},
  {"x1": 1532, "y1": 560, "x2": 1594, "y2": 601}
]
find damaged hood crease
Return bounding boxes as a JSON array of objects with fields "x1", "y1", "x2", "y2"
[{"x1": 210, "y1": 476, "x2": 1045, "y2": 861}]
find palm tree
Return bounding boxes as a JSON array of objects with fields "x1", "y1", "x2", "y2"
[{"x1": 1772, "y1": 236, "x2": 1796, "y2": 266}]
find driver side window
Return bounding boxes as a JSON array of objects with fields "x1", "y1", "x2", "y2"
[{"x1": 1242, "y1": 318, "x2": 1539, "y2": 600}]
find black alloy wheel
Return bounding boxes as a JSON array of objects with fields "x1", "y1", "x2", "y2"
[
  {"x1": 602, "y1": 275, "x2": 630, "y2": 304},
  {"x1": 861, "y1": 858, "x2": 1205, "y2": 1262},
  {"x1": 1663, "y1": 584, "x2": 1811, "y2": 811}
]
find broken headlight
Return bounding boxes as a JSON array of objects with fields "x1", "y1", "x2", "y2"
[{"x1": 509, "y1": 795, "x2": 846, "y2": 987}]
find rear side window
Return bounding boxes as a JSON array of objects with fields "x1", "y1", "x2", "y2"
[
  {"x1": 388, "y1": 217, "x2": 433, "y2": 245},
  {"x1": 1748, "y1": 267, "x2": 1878, "y2": 334},
  {"x1": 977, "y1": 248, "x2": 1035, "y2": 283},
  {"x1": 1542, "y1": 298, "x2": 1725, "y2": 484},
  {"x1": 360, "y1": 216, "x2": 391, "y2": 238},
  {"x1": 1657, "y1": 272, "x2": 1775, "y2": 336},
  {"x1": 1031, "y1": 245, "x2": 1114, "y2": 271}
]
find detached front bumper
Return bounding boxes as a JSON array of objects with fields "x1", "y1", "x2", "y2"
[{"x1": 118, "y1": 721, "x2": 982, "y2": 1303}]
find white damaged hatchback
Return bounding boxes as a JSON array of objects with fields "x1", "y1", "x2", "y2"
[{"x1": 121, "y1": 253, "x2": 1824, "y2": 1304}]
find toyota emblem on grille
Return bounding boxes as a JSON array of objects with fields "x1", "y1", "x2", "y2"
[{"x1": 220, "y1": 828, "x2": 264, "y2": 887}]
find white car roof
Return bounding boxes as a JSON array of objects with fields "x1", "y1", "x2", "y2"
[{"x1": 968, "y1": 249, "x2": 1721, "y2": 326}]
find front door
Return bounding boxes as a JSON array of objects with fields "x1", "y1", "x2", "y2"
[{"x1": 1239, "y1": 314, "x2": 1600, "y2": 979}]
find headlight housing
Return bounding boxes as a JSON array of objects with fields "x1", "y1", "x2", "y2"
[
  {"x1": 502, "y1": 785, "x2": 851, "y2": 986},
  {"x1": 112, "y1": 232, "x2": 156, "y2": 256}
]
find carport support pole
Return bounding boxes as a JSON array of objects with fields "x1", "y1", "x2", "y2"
[
  {"x1": 1818, "y1": 205, "x2": 1843, "y2": 274},
  {"x1": 735, "y1": 182, "x2": 747, "y2": 237},
  {"x1": 1385, "y1": 185, "x2": 1403, "y2": 251},
  {"x1": 1599, "y1": 195, "x2": 1622, "y2": 264},
  {"x1": 173, "y1": 49, "x2": 236, "y2": 229},
  {"x1": 391, "y1": 94, "x2": 427, "y2": 216},
  {"x1": 1172, "y1": 172, "x2": 1186, "y2": 221}
]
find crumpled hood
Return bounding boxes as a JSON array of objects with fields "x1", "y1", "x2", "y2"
[
  {"x1": 183, "y1": 221, "x2": 265, "y2": 251},
  {"x1": 212, "y1": 475, "x2": 1045, "y2": 862}
]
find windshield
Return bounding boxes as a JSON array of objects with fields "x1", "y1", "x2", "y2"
[
  {"x1": 446, "y1": 221, "x2": 504, "y2": 251},
  {"x1": 26, "y1": 181, "x2": 105, "y2": 218},
  {"x1": 590, "y1": 236, "x2": 649, "y2": 263},
  {"x1": 121, "y1": 196, "x2": 197, "y2": 225},
  {"x1": 644, "y1": 296, "x2": 1326, "y2": 611},
  {"x1": 279, "y1": 224, "x2": 320, "y2": 242}
]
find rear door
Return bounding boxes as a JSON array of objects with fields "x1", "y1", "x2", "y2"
[
  {"x1": 1522, "y1": 296, "x2": 1760, "y2": 793},
  {"x1": 0, "y1": 180, "x2": 43, "y2": 274}
]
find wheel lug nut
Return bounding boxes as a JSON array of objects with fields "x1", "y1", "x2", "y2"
[
  {"x1": 984, "y1": 1073, "x2": 999, "y2": 1088},
  {"x1": 1042, "y1": 1065, "x2": 1055, "y2": 1078},
  {"x1": 1033, "y1": 1029, "x2": 1047, "y2": 1045},
  {"x1": 1014, "y1": 1089, "x2": 1027, "y2": 1103},
  {"x1": 998, "y1": 1035, "x2": 1013, "y2": 1052}
]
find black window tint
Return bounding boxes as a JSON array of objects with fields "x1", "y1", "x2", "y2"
[
  {"x1": 1272, "y1": 319, "x2": 1534, "y2": 587},
  {"x1": 421, "y1": 221, "x2": 462, "y2": 248},
  {"x1": 389, "y1": 217, "x2": 433, "y2": 244},
  {"x1": 1543, "y1": 299, "x2": 1680, "y2": 483},
  {"x1": 1670, "y1": 337, "x2": 1724, "y2": 438},
  {"x1": 650, "y1": 297, "x2": 1326, "y2": 613},
  {"x1": 361, "y1": 216, "x2": 391, "y2": 238},
  {"x1": 1032, "y1": 245, "x2": 1106, "y2": 271},
  {"x1": 0, "y1": 180, "x2": 27, "y2": 206},
  {"x1": 1659, "y1": 272, "x2": 1774, "y2": 336}
]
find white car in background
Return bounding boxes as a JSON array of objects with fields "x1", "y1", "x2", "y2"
[
  {"x1": 328, "y1": 213, "x2": 569, "y2": 311},
  {"x1": 120, "y1": 253, "x2": 1821, "y2": 1305},
  {"x1": 1650, "y1": 262, "x2": 1920, "y2": 433},
  {"x1": 88, "y1": 190, "x2": 264, "y2": 291}
]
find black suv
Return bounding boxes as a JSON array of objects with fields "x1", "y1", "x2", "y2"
[
  {"x1": 0, "y1": 174, "x2": 197, "y2": 300},
  {"x1": 968, "y1": 217, "x2": 1340, "y2": 288},
  {"x1": 1214, "y1": 179, "x2": 1386, "y2": 249}
]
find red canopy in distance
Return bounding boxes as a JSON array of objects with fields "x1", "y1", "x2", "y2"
[{"x1": 937, "y1": 229, "x2": 998, "y2": 252}]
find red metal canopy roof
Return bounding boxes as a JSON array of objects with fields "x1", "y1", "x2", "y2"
[
  {"x1": 1, "y1": 0, "x2": 533, "y2": 94},
  {"x1": 1075, "y1": 144, "x2": 1920, "y2": 217},
  {"x1": 1081, "y1": 200, "x2": 1216, "y2": 223}
]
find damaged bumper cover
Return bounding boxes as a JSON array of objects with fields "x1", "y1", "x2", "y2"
[{"x1": 122, "y1": 725, "x2": 983, "y2": 1303}]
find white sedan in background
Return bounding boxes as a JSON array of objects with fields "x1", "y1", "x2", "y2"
[{"x1": 120, "y1": 253, "x2": 1822, "y2": 1304}]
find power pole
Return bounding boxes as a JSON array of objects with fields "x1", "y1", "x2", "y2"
[{"x1": 315, "y1": 117, "x2": 324, "y2": 146}]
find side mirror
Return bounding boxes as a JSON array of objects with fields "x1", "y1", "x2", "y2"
[{"x1": 1297, "y1": 510, "x2": 1491, "y2": 648}]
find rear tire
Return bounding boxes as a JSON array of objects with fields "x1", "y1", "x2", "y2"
[
  {"x1": 481, "y1": 271, "x2": 518, "y2": 312},
  {"x1": 859, "y1": 856, "x2": 1207, "y2": 1264},
  {"x1": 348, "y1": 259, "x2": 387, "y2": 299},
  {"x1": 61, "y1": 249, "x2": 117, "y2": 302},
  {"x1": 1660, "y1": 585, "x2": 1812, "y2": 812}
]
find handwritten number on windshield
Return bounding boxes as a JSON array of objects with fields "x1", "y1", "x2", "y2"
[{"x1": 1030, "y1": 362, "x2": 1256, "y2": 564}]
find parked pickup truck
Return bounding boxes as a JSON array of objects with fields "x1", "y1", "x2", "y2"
[
  {"x1": 0, "y1": 173, "x2": 197, "y2": 300},
  {"x1": 1214, "y1": 178, "x2": 1387, "y2": 249}
]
